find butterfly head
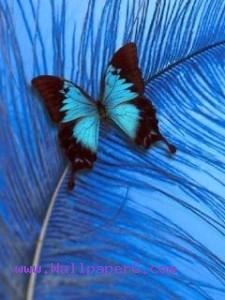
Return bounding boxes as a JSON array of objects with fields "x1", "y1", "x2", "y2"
[{"x1": 97, "y1": 101, "x2": 107, "y2": 120}]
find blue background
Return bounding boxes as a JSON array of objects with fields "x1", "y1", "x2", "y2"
[{"x1": 0, "y1": 0, "x2": 225, "y2": 299}]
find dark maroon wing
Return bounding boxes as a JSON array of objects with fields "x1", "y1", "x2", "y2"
[
  {"x1": 110, "y1": 43, "x2": 144, "y2": 94},
  {"x1": 32, "y1": 76, "x2": 97, "y2": 189},
  {"x1": 32, "y1": 75, "x2": 65, "y2": 122},
  {"x1": 58, "y1": 123, "x2": 97, "y2": 190},
  {"x1": 104, "y1": 43, "x2": 176, "y2": 153}
]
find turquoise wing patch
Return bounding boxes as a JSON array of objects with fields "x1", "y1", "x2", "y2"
[
  {"x1": 60, "y1": 81, "x2": 97, "y2": 123},
  {"x1": 102, "y1": 64, "x2": 140, "y2": 139},
  {"x1": 103, "y1": 65, "x2": 138, "y2": 108},
  {"x1": 73, "y1": 115, "x2": 100, "y2": 152},
  {"x1": 108, "y1": 103, "x2": 139, "y2": 139},
  {"x1": 60, "y1": 81, "x2": 100, "y2": 152}
]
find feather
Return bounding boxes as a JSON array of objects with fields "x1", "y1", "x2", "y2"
[{"x1": 1, "y1": 1, "x2": 225, "y2": 300}]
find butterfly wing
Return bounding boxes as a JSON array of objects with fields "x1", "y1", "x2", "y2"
[
  {"x1": 32, "y1": 76, "x2": 99, "y2": 189},
  {"x1": 101, "y1": 43, "x2": 176, "y2": 153}
]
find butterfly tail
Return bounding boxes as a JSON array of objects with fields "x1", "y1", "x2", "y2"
[
  {"x1": 158, "y1": 134, "x2": 176, "y2": 154},
  {"x1": 67, "y1": 157, "x2": 95, "y2": 191},
  {"x1": 68, "y1": 169, "x2": 76, "y2": 190},
  {"x1": 134, "y1": 97, "x2": 176, "y2": 153}
]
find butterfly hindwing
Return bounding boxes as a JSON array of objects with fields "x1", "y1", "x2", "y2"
[
  {"x1": 58, "y1": 121, "x2": 98, "y2": 189},
  {"x1": 32, "y1": 76, "x2": 99, "y2": 189},
  {"x1": 101, "y1": 43, "x2": 176, "y2": 153}
]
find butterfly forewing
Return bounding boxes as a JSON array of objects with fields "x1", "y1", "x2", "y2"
[{"x1": 32, "y1": 76, "x2": 65, "y2": 122}]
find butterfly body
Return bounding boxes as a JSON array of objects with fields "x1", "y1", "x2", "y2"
[
  {"x1": 32, "y1": 43, "x2": 175, "y2": 189},
  {"x1": 96, "y1": 101, "x2": 107, "y2": 120}
]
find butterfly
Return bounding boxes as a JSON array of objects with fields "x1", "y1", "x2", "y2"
[{"x1": 32, "y1": 43, "x2": 176, "y2": 190}]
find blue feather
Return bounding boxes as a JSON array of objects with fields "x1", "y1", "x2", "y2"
[{"x1": 1, "y1": 1, "x2": 225, "y2": 300}]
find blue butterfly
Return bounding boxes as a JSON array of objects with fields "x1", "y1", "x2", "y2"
[{"x1": 32, "y1": 43, "x2": 176, "y2": 189}]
